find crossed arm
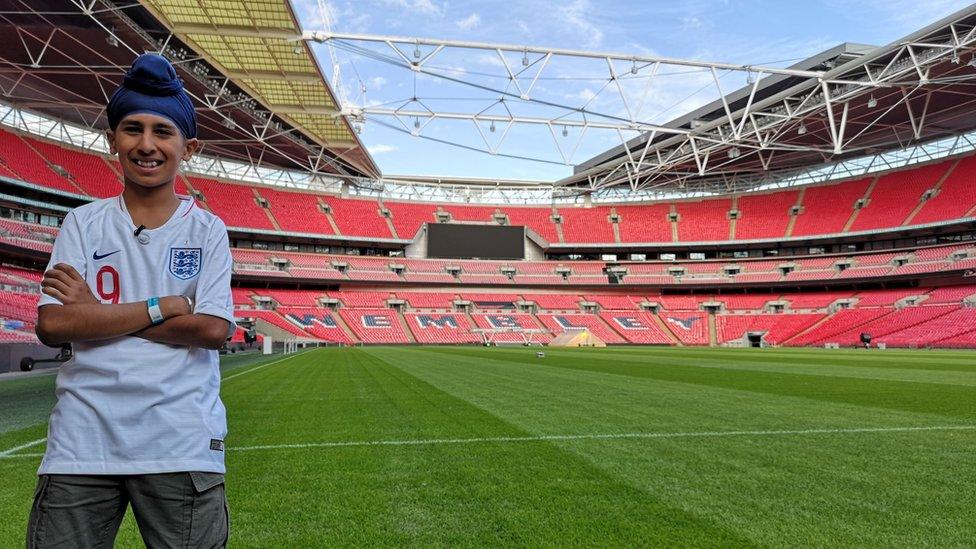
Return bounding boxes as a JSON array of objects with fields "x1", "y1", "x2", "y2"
[{"x1": 36, "y1": 263, "x2": 230, "y2": 350}]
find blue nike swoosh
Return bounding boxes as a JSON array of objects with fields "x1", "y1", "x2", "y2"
[{"x1": 92, "y1": 250, "x2": 121, "y2": 261}]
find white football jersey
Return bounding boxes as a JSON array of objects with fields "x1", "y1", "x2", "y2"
[{"x1": 37, "y1": 195, "x2": 235, "y2": 475}]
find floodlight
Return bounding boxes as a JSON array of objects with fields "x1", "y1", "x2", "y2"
[
  {"x1": 798, "y1": 124, "x2": 807, "y2": 135},
  {"x1": 867, "y1": 95, "x2": 878, "y2": 108},
  {"x1": 489, "y1": 121, "x2": 496, "y2": 133},
  {"x1": 106, "y1": 28, "x2": 119, "y2": 47},
  {"x1": 522, "y1": 51, "x2": 529, "y2": 67},
  {"x1": 727, "y1": 147, "x2": 741, "y2": 159},
  {"x1": 562, "y1": 126, "x2": 569, "y2": 137},
  {"x1": 414, "y1": 117, "x2": 421, "y2": 129}
]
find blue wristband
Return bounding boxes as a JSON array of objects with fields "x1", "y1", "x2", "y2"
[{"x1": 147, "y1": 297, "x2": 165, "y2": 325}]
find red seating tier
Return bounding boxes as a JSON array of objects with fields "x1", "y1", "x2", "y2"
[
  {"x1": 717, "y1": 313, "x2": 824, "y2": 344},
  {"x1": 259, "y1": 188, "x2": 335, "y2": 235},
  {"x1": 676, "y1": 198, "x2": 731, "y2": 241},
  {"x1": 585, "y1": 294, "x2": 639, "y2": 310},
  {"x1": 850, "y1": 161, "x2": 950, "y2": 232},
  {"x1": 30, "y1": 140, "x2": 122, "y2": 198},
  {"x1": 0, "y1": 131, "x2": 81, "y2": 194},
  {"x1": 7, "y1": 125, "x2": 976, "y2": 243},
  {"x1": 330, "y1": 291, "x2": 391, "y2": 308},
  {"x1": 323, "y1": 196, "x2": 392, "y2": 238},
  {"x1": 791, "y1": 177, "x2": 870, "y2": 236},
  {"x1": 557, "y1": 206, "x2": 614, "y2": 243},
  {"x1": 385, "y1": 201, "x2": 436, "y2": 239},
  {"x1": 786, "y1": 308, "x2": 890, "y2": 346},
  {"x1": 188, "y1": 177, "x2": 275, "y2": 230},
  {"x1": 735, "y1": 190, "x2": 800, "y2": 240},
  {"x1": 616, "y1": 203, "x2": 672, "y2": 243},
  {"x1": 396, "y1": 291, "x2": 458, "y2": 308},
  {"x1": 912, "y1": 156, "x2": 976, "y2": 225},
  {"x1": 503, "y1": 206, "x2": 558, "y2": 242}
]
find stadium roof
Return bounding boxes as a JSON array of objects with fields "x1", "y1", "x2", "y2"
[
  {"x1": 0, "y1": 0, "x2": 378, "y2": 178},
  {"x1": 566, "y1": 4, "x2": 976, "y2": 193}
]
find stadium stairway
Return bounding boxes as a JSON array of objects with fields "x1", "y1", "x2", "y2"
[
  {"x1": 396, "y1": 312, "x2": 418, "y2": 343},
  {"x1": 251, "y1": 188, "x2": 283, "y2": 231},
  {"x1": 331, "y1": 310, "x2": 362, "y2": 344},
  {"x1": 464, "y1": 310, "x2": 480, "y2": 342},
  {"x1": 652, "y1": 314, "x2": 683, "y2": 346},
  {"x1": 319, "y1": 197, "x2": 342, "y2": 234},
  {"x1": 841, "y1": 176, "x2": 879, "y2": 233},
  {"x1": 783, "y1": 187, "x2": 804, "y2": 237},
  {"x1": 707, "y1": 313, "x2": 718, "y2": 347}
]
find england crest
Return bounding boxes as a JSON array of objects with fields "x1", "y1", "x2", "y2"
[{"x1": 169, "y1": 247, "x2": 202, "y2": 280}]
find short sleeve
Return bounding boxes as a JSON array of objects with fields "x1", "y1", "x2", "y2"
[
  {"x1": 193, "y1": 219, "x2": 235, "y2": 338},
  {"x1": 38, "y1": 210, "x2": 87, "y2": 308}
]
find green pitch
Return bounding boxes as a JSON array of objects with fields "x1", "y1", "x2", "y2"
[{"x1": 2, "y1": 346, "x2": 975, "y2": 547}]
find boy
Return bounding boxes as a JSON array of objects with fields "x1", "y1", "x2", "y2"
[{"x1": 29, "y1": 53, "x2": 235, "y2": 548}]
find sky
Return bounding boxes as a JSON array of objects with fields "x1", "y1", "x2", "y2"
[{"x1": 290, "y1": 0, "x2": 972, "y2": 182}]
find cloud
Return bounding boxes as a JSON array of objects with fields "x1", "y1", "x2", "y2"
[
  {"x1": 368, "y1": 144, "x2": 399, "y2": 154},
  {"x1": 456, "y1": 13, "x2": 481, "y2": 30},
  {"x1": 415, "y1": 0, "x2": 442, "y2": 14},
  {"x1": 381, "y1": 0, "x2": 444, "y2": 15},
  {"x1": 560, "y1": 0, "x2": 604, "y2": 49},
  {"x1": 367, "y1": 76, "x2": 388, "y2": 90}
]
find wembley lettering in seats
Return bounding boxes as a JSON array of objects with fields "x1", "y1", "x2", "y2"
[
  {"x1": 362, "y1": 315, "x2": 393, "y2": 328},
  {"x1": 613, "y1": 317, "x2": 647, "y2": 329},
  {"x1": 487, "y1": 315, "x2": 520, "y2": 328},
  {"x1": 287, "y1": 313, "x2": 338, "y2": 328},
  {"x1": 416, "y1": 315, "x2": 459, "y2": 328},
  {"x1": 555, "y1": 316, "x2": 584, "y2": 329},
  {"x1": 667, "y1": 317, "x2": 699, "y2": 331}
]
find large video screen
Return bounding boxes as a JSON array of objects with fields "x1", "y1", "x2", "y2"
[{"x1": 427, "y1": 224, "x2": 525, "y2": 260}]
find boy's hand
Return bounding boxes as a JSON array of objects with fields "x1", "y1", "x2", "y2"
[{"x1": 42, "y1": 263, "x2": 99, "y2": 305}]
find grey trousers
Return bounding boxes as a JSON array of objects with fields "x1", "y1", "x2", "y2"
[{"x1": 26, "y1": 472, "x2": 229, "y2": 549}]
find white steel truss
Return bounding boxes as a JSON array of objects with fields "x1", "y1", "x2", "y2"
[{"x1": 306, "y1": 5, "x2": 976, "y2": 194}]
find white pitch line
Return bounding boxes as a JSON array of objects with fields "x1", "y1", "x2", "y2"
[
  {"x1": 230, "y1": 424, "x2": 976, "y2": 453},
  {"x1": 3, "y1": 425, "x2": 973, "y2": 461},
  {"x1": 222, "y1": 349, "x2": 319, "y2": 382},
  {"x1": 0, "y1": 437, "x2": 46, "y2": 457}
]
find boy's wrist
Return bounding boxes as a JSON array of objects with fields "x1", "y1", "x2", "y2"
[{"x1": 159, "y1": 296, "x2": 192, "y2": 319}]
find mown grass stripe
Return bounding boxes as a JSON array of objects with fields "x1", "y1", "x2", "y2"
[{"x1": 411, "y1": 346, "x2": 976, "y2": 419}]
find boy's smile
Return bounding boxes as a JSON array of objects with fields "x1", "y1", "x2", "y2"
[{"x1": 108, "y1": 112, "x2": 198, "y2": 189}]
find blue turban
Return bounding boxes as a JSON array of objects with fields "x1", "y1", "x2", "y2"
[{"x1": 107, "y1": 53, "x2": 197, "y2": 139}]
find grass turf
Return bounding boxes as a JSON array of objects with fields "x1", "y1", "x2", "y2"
[{"x1": 1, "y1": 346, "x2": 975, "y2": 546}]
